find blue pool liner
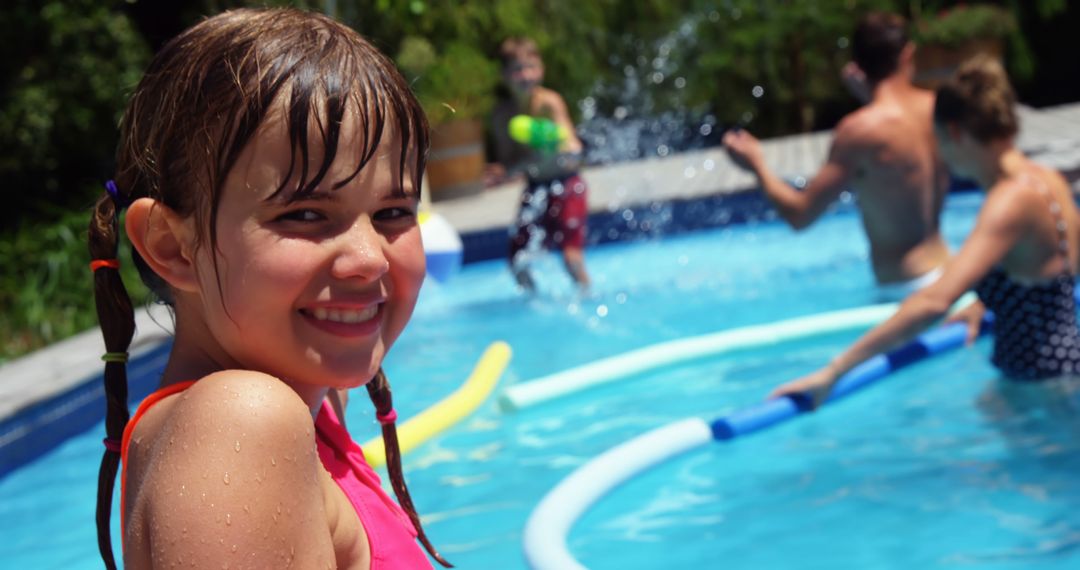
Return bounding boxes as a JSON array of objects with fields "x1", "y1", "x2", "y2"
[{"x1": 526, "y1": 316, "x2": 995, "y2": 570}]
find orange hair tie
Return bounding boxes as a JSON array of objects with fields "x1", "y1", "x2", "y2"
[{"x1": 90, "y1": 259, "x2": 120, "y2": 272}]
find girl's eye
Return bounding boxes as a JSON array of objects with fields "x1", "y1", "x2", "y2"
[
  {"x1": 374, "y1": 207, "x2": 416, "y2": 221},
  {"x1": 275, "y1": 209, "x2": 325, "y2": 223}
]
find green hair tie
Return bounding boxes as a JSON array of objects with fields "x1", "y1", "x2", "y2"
[{"x1": 101, "y1": 352, "x2": 129, "y2": 363}]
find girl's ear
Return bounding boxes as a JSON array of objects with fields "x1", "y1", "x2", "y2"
[{"x1": 125, "y1": 198, "x2": 201, "y2": 293}]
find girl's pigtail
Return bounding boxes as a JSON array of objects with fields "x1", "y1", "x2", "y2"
[
  {"x1": 88, "y1": 191, "x2": 137, "y2": 570},
  {"x1": 365, "y1": 368, "x2": 453, "y2": 567}
]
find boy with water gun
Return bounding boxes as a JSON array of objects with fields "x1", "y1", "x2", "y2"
[{"x1": 489, "y1": 36, "x2": 591, "y2": 293}]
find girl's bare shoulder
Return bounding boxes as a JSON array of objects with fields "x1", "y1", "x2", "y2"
[
  {"x1": 125, "y1": 371, "x2": 334, "y2": 567},
  {"x1": 145, "y1": 371, "x2": 316, "y2": 463}
]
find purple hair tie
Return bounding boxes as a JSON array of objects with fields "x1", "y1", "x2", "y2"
[{"x1": 104, "y1": 179, "x2": 129, "y2": 210}]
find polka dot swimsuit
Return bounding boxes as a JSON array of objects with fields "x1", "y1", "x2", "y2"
[{"x1": 975, "y1": 176, "x2": 1080, "y2": 380}]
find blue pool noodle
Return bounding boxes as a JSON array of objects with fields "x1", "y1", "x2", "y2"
[
  {"x1": 710, "y1": 315, "x2": 993, "y2": 441},
  {"x1": 525, "y1": 305, "x2": 1013, "y2": 570}
]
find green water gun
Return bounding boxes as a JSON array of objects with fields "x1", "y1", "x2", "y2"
[{"x1": 509, "y1": 115, "x2": 568, "y2": 153}]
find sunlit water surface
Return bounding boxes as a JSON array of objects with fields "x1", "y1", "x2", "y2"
[{"x1": 5, "y1": 192, "x2": 1080, "y2": 569}]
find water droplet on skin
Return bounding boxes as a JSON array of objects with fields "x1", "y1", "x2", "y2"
[
  {"x1": 223, "y1": 472, "x2": 230, "y2": 485},
  {"x1": 225, "y1": 513, "x2": 232, "y2": 526},
  {"x1": 234, "y1": 441, "x2": 241, "y2": 452},
  {"x1": 231, "y1": 545, "x2": 238, "y2": 553},
  {"x1": 271, "y1": 457, "x2": 277, "y2": 466}
]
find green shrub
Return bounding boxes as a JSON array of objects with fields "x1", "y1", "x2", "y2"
[
  {"x1": 916, "y1": 4, "x2": 1016, "y2": 46},
  {"x1": 0, "y1": 210, "x2": 150, "y2": 364},
  {"x1": 396, "y1": 37, "x2": 498, "y2": 125}
]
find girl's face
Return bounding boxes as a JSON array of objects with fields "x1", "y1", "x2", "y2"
[{"x1": 188, "y1": 108, "x2": 425, "y2": 402}]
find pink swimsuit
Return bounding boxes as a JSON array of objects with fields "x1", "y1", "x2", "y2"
[
  {"x1": 121, "y1": 382, "x2": 433, "y2": 569},
  {"x1": 315, "y1": 400, "x2": 433, "y2": 568}
]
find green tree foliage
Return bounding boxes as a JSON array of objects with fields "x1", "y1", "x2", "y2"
[
  {"x1": 0, "y1": 209, "x2": 150, "y2": 361},
  {"x1": 0, "y1": 0, "x2": 149, "y2": 229},
  {"x1": 1, "y1": 0, "x2": 1074, "y2": 361}
]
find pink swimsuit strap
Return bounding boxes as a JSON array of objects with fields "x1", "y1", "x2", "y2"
[{"x1": 315, "y1": 402, "x2": 432, "y2": 569}]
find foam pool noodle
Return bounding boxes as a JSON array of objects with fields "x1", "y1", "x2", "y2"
[{"x1": 509, "y1": 115, "x2": 567, "y2": 152}]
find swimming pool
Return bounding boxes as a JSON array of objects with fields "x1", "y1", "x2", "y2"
[{"x1": 5, "y1": 191, "x2": 1080, "y2": 568}]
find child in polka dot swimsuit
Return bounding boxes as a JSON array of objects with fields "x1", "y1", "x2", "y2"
[
  {"x1": 973, "y1": 175, "x2": 1080, "y2": 380},
  {"x1": 771, "y1": 56, "x2": 1080, "y2": 407}
]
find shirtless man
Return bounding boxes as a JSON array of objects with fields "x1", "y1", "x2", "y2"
[{"x1": 723, "y1": 12, "x2": 949, "y2": 298}]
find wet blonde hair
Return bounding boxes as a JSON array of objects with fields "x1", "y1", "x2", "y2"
[{"x1": 933, "y1": 56, "x2": 1019, "y2": 143}]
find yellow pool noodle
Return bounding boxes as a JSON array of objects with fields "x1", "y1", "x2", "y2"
[{"x1": 362, "y1": 341, "x2": 512, "y2": 468}]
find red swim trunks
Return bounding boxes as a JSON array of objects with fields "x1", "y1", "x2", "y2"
[{"x1": 509, "y1": 173, "x2": 588, "y2": 259}]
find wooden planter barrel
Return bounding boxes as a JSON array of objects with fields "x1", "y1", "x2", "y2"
[
  {"x1": 914, "y1": 38, "x2": 1004, "y2": 90},
  {"x1": 426, "y1": 118, "x2": 486, "y2": 201}
]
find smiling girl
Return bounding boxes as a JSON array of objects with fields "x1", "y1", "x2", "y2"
[{"x1": 88, "y1": 8, "x2": 448, "y2": 569}]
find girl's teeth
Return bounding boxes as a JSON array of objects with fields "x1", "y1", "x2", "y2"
[{"x1": 309, "y1": 306, "x2": 376, "y2": 323}]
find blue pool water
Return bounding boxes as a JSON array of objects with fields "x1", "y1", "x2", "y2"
[{"x1": 5, "y1": 192, "x2": 1080, "y2": 568}]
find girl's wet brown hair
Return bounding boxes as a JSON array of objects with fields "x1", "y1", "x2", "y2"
[
  {"x1": 933, "y1": 56, "x2": 1019, "y2": 143},
  {"x1": 87, "y1": 8, "x2": 449, "y2": 568}
]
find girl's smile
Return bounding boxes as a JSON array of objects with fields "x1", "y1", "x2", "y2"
[{"x1": 300, "y1": 302, "x2": 384, "y2": 337}]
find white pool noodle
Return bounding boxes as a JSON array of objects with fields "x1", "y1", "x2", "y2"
[
  {"x1": 501, "y1": 302, "x2": 899, "y2": 410},
  {"x1": 522, "y1": 418, "x2": 714, "y2": 570}
]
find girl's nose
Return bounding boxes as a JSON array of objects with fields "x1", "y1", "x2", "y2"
[{"x1": 331, "y1": 221, "x2": 389, "y2": 282}]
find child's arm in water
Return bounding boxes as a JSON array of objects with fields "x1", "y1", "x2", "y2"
[
  {"x1": 770, "y1": 179, "x2": 1030, "y2": 407},
  {"x1": 125, "y1": 372, "x2": 339, "y2": 568}
]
